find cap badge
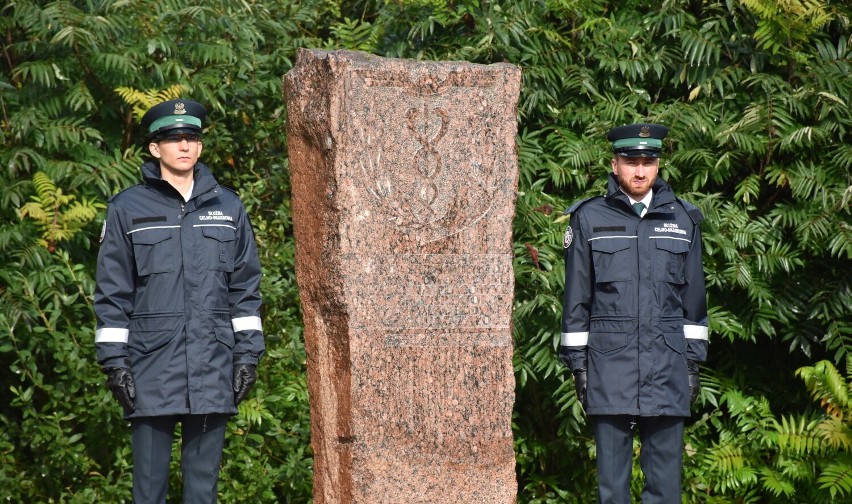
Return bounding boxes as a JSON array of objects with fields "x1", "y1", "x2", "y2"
[
  {"x1": 639, "y1": 125, "x2": 651, "y2": 138},
  {"x1": 173, "y1": 102, "x2": 187, "y2": 115}
]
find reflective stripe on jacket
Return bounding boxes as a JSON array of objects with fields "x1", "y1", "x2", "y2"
[
  {"x1": 560, "y1": 174, "x2": 708, "y2": 417},
  {"x1": 95, "y1": 161, "x2": 264, "y2": 418}
]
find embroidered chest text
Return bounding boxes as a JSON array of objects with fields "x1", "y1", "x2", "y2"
[
  {"x1": 198, "y1": 210, "x2": 234, "y2": 222},
  {"x1": 654, "y1": 222, "x2": 687, "y2": 236}
]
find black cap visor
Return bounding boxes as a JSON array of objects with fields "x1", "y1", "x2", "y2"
[
  {"x1": 148, "y1": 123, "x2": 203, "y2": 142},
  {"x1": 614, "y1": 146, "x2": 661, "y2": 158}
]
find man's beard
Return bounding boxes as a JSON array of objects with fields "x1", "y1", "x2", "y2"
[{"x1": 617, "y1": 172, "x2": 655, "y2": 199}]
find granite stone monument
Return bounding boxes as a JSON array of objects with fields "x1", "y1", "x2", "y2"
[{"x1": 284, "y1": 49, "x2": 520, "y2": 503}]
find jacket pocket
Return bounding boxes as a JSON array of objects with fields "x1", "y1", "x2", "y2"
[
  {"x1": 654, "y1": 238, "x2": 690, "y2": 284},
  {"x1": 661, "y1": 318, "x2": 687, "y2": 353},
  {"x1": 131, "y1": 228, "x2": 176, "y2": 275},
  {"x1": 200, "y1": 226, "x2": 236, "y2": 272},
  {"x1": 590, "y1": 238, "x2": 633, "y2": 283},
  {"x1": 213, "y1": 320, "x2": 235, "y2": 349},
  {"x1": 588, "y1": 318, "x2": 634, "y2": 353},
  {"x1": 128, "y1": 316, "x2": 178, "y2": 354}
]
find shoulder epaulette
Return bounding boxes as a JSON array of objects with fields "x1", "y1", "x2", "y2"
[
  {"x1": 562, "y1": 195, "x2": 599, "y2": 215},
  {"x1": 677, "y1": 197, "x2": 704, "y2": 224},
  {"x1": 216, "y1": 183, "x2": 240, "y2": 198},
  {"x1": 107, "y1": 183, "x2": 144, "y2": 203}
]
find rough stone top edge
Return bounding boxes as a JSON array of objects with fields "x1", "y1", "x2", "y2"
[{"x1": 290, "y1": 47, "x2": 520, "y2": 74}]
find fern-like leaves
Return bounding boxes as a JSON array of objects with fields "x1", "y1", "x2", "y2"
[
  {"x1": 115, "y1": 84, "x2": 187, "y2": 122},
  {"x1": 18, "y1": 172, "x2": 103, "y2": 250}
]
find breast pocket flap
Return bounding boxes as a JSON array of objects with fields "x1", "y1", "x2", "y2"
[
  {"x1": 654, "y1": 238, "x2": 690, "y2": 254},
  {"x1": 590, "y1": 239, "x2": 631, "y2": 254},
  {"x1": 201, "y1": 226, "x2": 236, "y2": 242},
  {"x1": 131, "y1": 228, "x2": 173, "y2": 245}
]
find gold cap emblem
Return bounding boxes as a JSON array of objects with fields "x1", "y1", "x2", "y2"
[
  {"x1": 173, "y1": 102, "x2": 186, "y2": 115},
  {"x1": 639, "y1": 125, "x2": 651, "y2": 138}
]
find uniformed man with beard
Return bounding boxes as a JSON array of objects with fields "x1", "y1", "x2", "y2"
[
  {"x1": 94, "y1": 99, "x2": 264, "y2": 503},
  {"x1": 559, "y1": 123, "x2": 708, "y2": 503}
]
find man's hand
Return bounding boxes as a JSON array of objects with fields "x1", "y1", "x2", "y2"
[
  {"x1": 573, "y1": 368, "x2": 588, "y2": 407},
  {"x1": 688, "y1": 360, "x2": 701, "y2": 405},
  {"x1": 105, "y1": 367, "x2": 136, "y2": 412},
  {"x1": 233, "y1": 364, "x2": 257, "y2": 405}
]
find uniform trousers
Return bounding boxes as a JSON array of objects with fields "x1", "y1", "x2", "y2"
[
  {"x1": 592, "y1": 415, "x2": 684, "y2": 504},
  {"x1": 131, "y1": 414, "x2": 228, "y2": 504}
]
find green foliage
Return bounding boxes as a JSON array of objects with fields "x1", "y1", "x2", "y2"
[
  {"x1": 740, "y1": 0, "x2": 834, "y2": 62},
  {"x1": 115, "y1": 84, "x2": 189, "y2": 122},
  {"x1": 2, "y1": 0, "x2": 851, "y2": 502},
  {"x1": 19, "y1": 171, "x2": 104, "y2": 250},
  {"x1": 679, "y1": 360, "x2": 852, "y2": 502}
]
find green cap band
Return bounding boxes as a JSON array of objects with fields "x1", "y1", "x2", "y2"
[
  {"x1": 612, "y1": 138, "x2": 662, "y2": 150},
  {"x1": 148, "y1": 115, "x2": 202, "y2": 133}
]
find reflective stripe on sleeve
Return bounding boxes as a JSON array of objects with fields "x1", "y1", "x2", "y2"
[
  {"x1": 232, "y1": 316, "x2": 263, "y2": 333},
  {"x1": 684, "y1": 325, "x2": 708, "y2": 340},
  {"x1": 95, "y1": 328, "x2": 129, "y2": 343},
  {"x1": 561, "y1": 331, "x2": 589, "y2": 346}
]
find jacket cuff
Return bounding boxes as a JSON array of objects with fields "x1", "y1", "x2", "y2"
[
  {"x1": 233, "y1": 353, "x2": 260, "y2": 366},
  {"x1": 100, "y1": 358, "x2": 131, "y2": 372},
  {"x1": 558, "y1": 345, "x2": 588, "y2": 372}
]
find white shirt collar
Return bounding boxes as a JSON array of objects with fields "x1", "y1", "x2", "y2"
[
  {"x1": 182, "y1": 180, "x2": 194, "y2": 202},
  {"x1": 623, "y1": 189, "x2": 653, "y2": 217},
  {"x1": 624, "y1": 189, "x2": 651, "y2": 206}
]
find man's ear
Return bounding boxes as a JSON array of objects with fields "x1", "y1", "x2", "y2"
[
  {"x1": 148, "y1": 142, "x2": 160, "y2": 159},
  {"x1": 611, "y1": 157, "x2": 618, "y2": 175}
]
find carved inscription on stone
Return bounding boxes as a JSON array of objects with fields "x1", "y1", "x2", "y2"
[
  {"x1": 342, "y1": 252, "x2": 514, "y2": 464},
  {"x1": 353, "y1": 345, "x2": 512, "y2": 463},
  {"x1": 343, "y1": 254, "x2": 512, "y2": 334}
]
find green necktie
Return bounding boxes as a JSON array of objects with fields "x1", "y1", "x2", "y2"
[{"x1": 632, "y1": 202, "x2": 646, "y2": 217}]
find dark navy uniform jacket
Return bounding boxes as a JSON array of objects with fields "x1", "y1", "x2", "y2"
[
  {"x1": 95, "y1": 161, "x2": 264, "y2": 418},
  {"x1": 560, "y1": 174, "x2": 708, "y2": 417}
]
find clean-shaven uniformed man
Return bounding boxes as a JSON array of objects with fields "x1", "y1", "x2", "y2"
[
  {"x1": 559, "y1": 123, "x2": 708, "y2": 503},
  {"x1": 94, "y1": 99, "x2": 264, "y2": 503}
]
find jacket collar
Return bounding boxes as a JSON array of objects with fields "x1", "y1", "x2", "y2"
[
  {"x1": 141, "y1": 161, "x2": 219, "y2": 202},
  {"x1": 605, "y1": 173, "x2": 676, "y2": 210}
]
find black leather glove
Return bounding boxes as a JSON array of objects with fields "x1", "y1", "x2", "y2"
[
  {"x1": 573, "y1": 368, "x2": 588, "y2": 407},
  {"x1": 233, "y1": 363, "x2": 257, "y2": 405},
  {"x1": 687, "y1": 360, "x2": 701, "y2": 405},
  {"x1": 105, "y1": 367, "x2": 136, "y2": 412}
]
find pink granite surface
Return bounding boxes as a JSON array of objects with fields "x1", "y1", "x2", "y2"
[{"x1": 284, "y1": 49, "x2": 520, "y2": 503}]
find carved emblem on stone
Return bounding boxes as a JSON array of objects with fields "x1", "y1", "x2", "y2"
[{"x1": 353, "y1": 69, "x2": 502, "y2": 245}]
